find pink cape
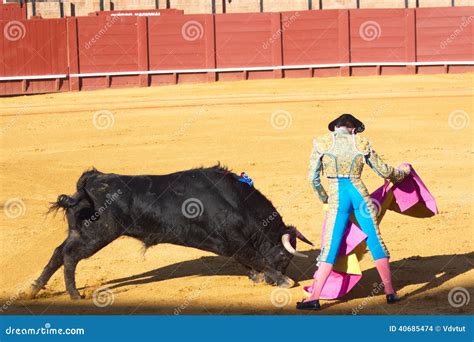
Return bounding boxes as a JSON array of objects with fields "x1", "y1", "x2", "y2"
[{"x1": 304, "y1": 164, "x2": 438, "y2": 299}]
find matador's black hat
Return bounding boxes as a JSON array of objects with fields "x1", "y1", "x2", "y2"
[{"x1": 328, "y1": 114, "x2": 365, "y2": 133}]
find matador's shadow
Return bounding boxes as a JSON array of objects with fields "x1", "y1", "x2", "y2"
[
  {"x1": 105, "y1": 250, "x2": 473, "y2": 301},
  {"x1": 288, "y1": 250, "x2": 474, "y2": 301},
  {"x1": 340, "y1": 251, "x2": 474, "y2": 301}
]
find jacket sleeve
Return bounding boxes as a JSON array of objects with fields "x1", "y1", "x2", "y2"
[
  {"x1": 308, "y1": 140, "x2": 329, "y2": 203},
  {"x1": 365, "y1": 142, "x2": 407, "y2": 183}
]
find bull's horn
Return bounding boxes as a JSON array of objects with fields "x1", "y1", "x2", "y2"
[{"x1": 281, "y1": 234, "x2": 308, "y2": 258}]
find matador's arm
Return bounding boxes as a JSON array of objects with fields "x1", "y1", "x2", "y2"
[
  {"x1": 308, "y1": 140, "x2": 328, "y2": 203},
  {"x1": 365, "y1": 143, "x2": 409, "y2": 183}
]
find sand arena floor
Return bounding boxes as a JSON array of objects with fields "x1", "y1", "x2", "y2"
[{"x1": 0, "y1": 73, "x2": 472, "y2": 315}]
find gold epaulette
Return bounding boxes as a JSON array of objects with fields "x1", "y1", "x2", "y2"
[
  {"x1": 314, "y1": 133, "x2": 334, "y2": 153},
  {"x1": 354, "y1": 135, "x2": 371, "y2": 155}
]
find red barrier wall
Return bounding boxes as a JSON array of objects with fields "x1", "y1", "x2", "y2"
[
  {"x1": 0, "y1": 6, "x2": 473, "y2": 96},
  {"x1": 416, "y1": 7, "x2": 474, "y2": 74},
  {"x1": 75, "y1": 16, "x2": 140, "y2": 90},
  {"x1": 0, "y1": 3, "x2": 26, "y2": 21},
  {"x1": 350, "y1": 9, "x2": 412, "y2": 76},
  {"x1": 215, "y1": 13, "x2": 274, "y2": 81},
  {"x1": 282, "y1": 10, "x2": 344, "y2": 78},
  {"x1": 0, "y1": 18, "x2": 68, "y2": 95},
  {"x1": 148, "y1": 14, "x2": 209, "y2": 85}
]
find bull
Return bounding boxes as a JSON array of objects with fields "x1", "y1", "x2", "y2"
[{"x1": 25, "y1": 166, "x2": 312, "y2": 300}]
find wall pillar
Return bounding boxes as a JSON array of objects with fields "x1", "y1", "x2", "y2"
[
  {"x1": 137, "y1": 16, "x2": 150, "y2": 87},
  {"x1": 271, "y1": 12, "x2": 283, "y2": 78},
  {"x1": 204, "y1": 14, "x2": 217, "y2": 82},
  {"x1": 339, "y1": 10, "x2": 350, "y2": 76},
  {"x1": 405, "y1": 8, "x2": 417, "y2": 74},
  {"x1": 67, "y1": 17, "x2": 80, "y2": 91}
]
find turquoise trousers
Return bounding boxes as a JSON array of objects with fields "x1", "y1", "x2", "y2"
[{"x1": 319, "y1": 178, "x2": 389, "y2": 264}]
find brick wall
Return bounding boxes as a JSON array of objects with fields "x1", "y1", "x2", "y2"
[
  {"x1": 264, "y1": 0, "x2": 309, "y2": 12},
  {"x1": 27, "y1": 0, "x2": 111, "y2": 18},
  {"x1": 162, "y1": 0, "x2": 213, "y2": 14},
  {"x1": 223, "y1": 0, "x2": 261, "y2": 13},
  {"x1": 321, "y1": 0, "x2": 356, "y2": 9},
  {"x1": 111, "y1": 0, "x2": 156, "y2": 11}
]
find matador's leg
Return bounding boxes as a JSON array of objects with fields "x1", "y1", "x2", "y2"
[
  {"x1": 307, "y1": 179, "x2": 352, "y2": 301},
  {"x1": 350, "y1": 179, "x2": 395, "y2": 295}
]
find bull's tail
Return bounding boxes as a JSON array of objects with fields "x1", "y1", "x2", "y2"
[
  {"x1": 47, "y1": 168, "x2": 100, "y2": 216},
  {"x1": 48, "y1": 192, "x2": 84, "y2": 215}
]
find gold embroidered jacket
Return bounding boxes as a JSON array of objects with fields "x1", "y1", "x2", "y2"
[{"x1": 308, "y1": 131, "x2": 405, "y2": 203}]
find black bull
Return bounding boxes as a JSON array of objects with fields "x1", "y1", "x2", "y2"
[{"x1": 25, "y1": 166, "x2": 312, "y2": 300}]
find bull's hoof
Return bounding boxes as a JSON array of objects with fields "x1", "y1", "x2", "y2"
[
  {"x1": 264, "y1": 275, "x2": 275, "y2": 285},
  {"x1": 276, "y1": 276, "x2": 295, "y2": 289},
  {"x1": 69, "y1": 292, "x2": 84, "y2": 300},
  {"x1": 248, "y1": 271, "x2": 265, "y2": 284},
  {"x1": 18, "y1": 283, "x2": 40, "y2": 300}
]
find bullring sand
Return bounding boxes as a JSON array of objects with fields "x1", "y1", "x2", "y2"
[{"x1": 0, "y1": 73, "x2": 472, "y2": 315}]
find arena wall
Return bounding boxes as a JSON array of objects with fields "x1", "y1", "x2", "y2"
[
  {"x1": 0, "y1": 4, "x2": 473, "y2": 95},
  {"x1": 3, "y1": 0, "x2": 473, "y2": 19},
  {"x1": 0, "y1": 2, "x2": 26, "y2": 20}
]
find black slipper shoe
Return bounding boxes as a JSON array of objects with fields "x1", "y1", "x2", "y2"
[
  {"x1": 296, "y1": 299, "x2": 321, "y2": 310},
  {"x1": 386, "y1": 293, "x2": 401, "y2": 304}
]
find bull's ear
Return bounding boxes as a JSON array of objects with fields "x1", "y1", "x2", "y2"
[{"x1": 288, "y1": 225, "x2": 314, "y2": 246}]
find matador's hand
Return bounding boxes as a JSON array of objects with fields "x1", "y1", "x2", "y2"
[{"x1": 397, "y1": 163, "x2": 411, "y2": 176}]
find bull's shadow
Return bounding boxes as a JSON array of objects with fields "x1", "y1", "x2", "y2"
[
  {"x1": 105, "y1": 250, "x2": 473, "y2": 301},
  {"x1": 104, "y1": 249, "x2": 319, "y2": 290}
]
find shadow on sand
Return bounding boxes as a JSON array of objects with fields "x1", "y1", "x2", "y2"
[
  {"x1": 3, "y1": 251, "x2": 472, "y2": 315},
  {"x1": 103, "y1": 250, "x2": 473, "y2": 302}
]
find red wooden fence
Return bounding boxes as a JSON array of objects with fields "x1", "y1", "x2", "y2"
[
  {"x1": 0, "y1": 3, "x2": 26, "y2": 21},
  {"x1": 0, "y1": 6, "x2": 473, "y2": 96},
  {"x1": 0, "y1": 18, "x2": 68, "y2": 95}
]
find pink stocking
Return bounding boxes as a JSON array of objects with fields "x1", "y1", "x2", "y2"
[
  {"x1": 375, "y1": 257, "x2": 395, "y2": 295},
  {"x1": 306, "y1": 261, "x2": 333, "y2": 301}
]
